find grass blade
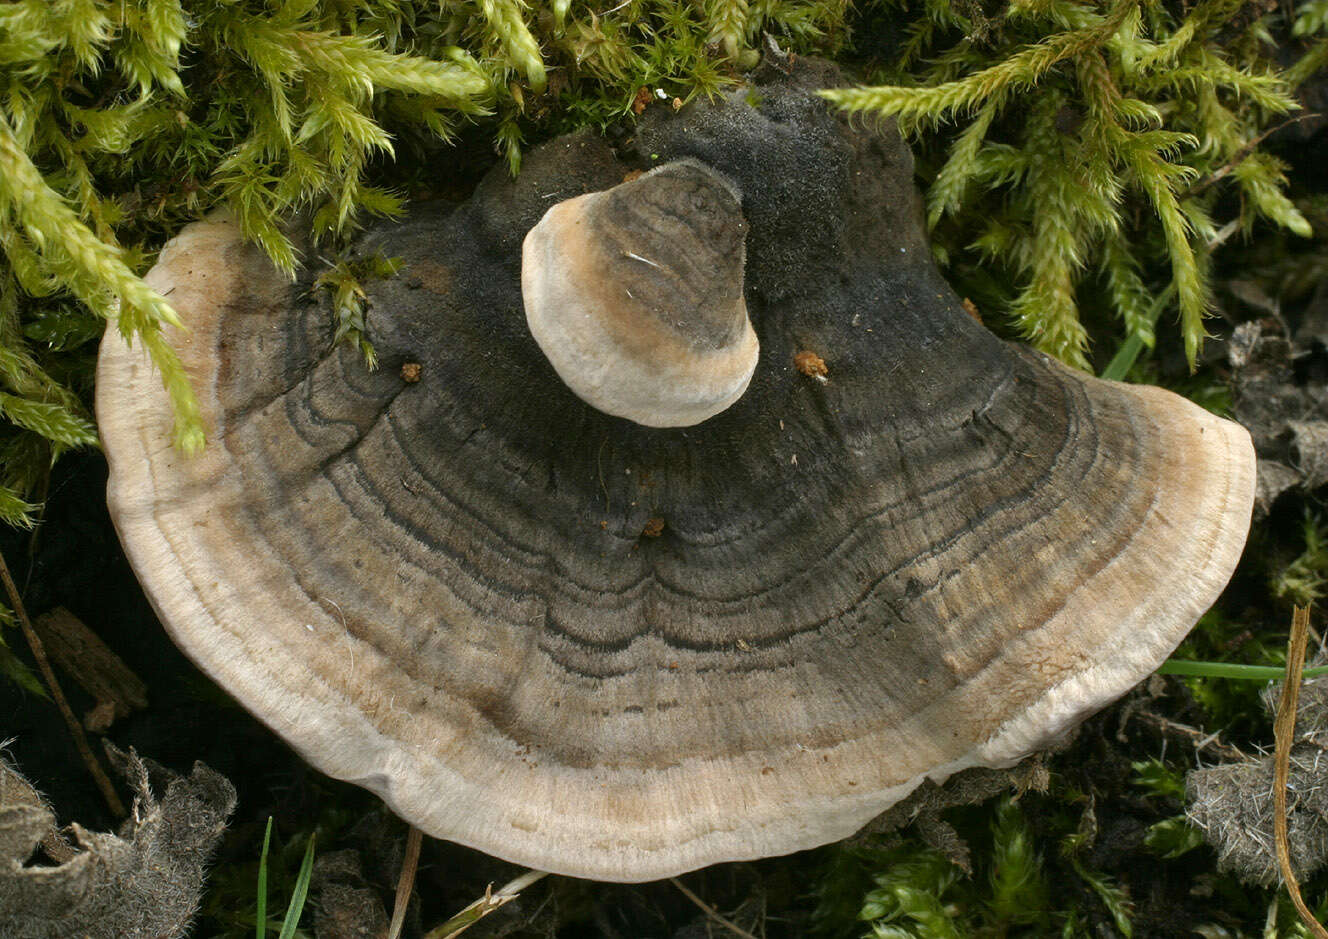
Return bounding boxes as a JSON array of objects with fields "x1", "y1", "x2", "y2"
[
  {"x1": 1158, "y1": 660, "x2": 1328, "y2": 680},
  {"x1": 277, "y1": 833, "x2": 317, "y2": 939},
  {"x1": 257, "y1": 817, "x2": 272, "y2": 939}
]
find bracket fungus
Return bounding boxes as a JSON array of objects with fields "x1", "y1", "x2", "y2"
[
  {"x1": 97, "y1": 59, "x2": 1256, "y2": 882},
  {"x1": 523, "y1": 158, "x2": 758, "y2": 427}
]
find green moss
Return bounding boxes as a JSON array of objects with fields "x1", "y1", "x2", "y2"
[
  {"x1": 1275, "y1": 510, "x2": 1328, "y2": 607},
  {"x1": 823, "y1": 0, "x2": 1318, "y2": 371},
  {"x1": 314, "y1": 250, "x2": 403, "y2": 368}
]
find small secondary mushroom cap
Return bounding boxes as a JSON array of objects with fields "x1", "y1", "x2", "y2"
[
  {"x1": 522, "y1": 159, "x2": 758, "y2": 427},
  {"x1": 97, "y1": 61, "x2": 1256, "y2": 882}
]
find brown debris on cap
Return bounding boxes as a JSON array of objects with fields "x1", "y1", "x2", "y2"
[
  {"x1": 794, "y1": 350, "x2": 828, "y2": 381},
  {"x1": 97, "y1": 59, "x2": 1255, "y2": 882}
]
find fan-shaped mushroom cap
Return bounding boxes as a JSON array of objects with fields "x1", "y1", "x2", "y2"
[
  {"x1": 523, "y1": 159, "x2": 758, "y2": 427},
  {"x1": 97, "y1": 59, "x2": 1255, "y2": 882}
]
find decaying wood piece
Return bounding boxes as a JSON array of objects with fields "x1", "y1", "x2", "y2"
[
  {"x1": 34, "y1": 607, "x2": 148, "y2": 732},
  {"x1": 97, "y1": 58, "x2": 1255, "y2": 880}
]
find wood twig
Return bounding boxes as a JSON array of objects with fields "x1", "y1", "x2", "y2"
[
  {"x1": 1274, "y1": 605, "x2": 1328, "y2": 939},
  {"x1": 423, "y1": 869, "x2": 549, "y2": 939},
  {"x1": 670, "y1": 877, "x2": 760, "y2": 939},
  {"x1": 0, "y1": 550, "x2": 124, "y2": 817},
  {"x1": 1182, "y1": 115, "x2": 1317, "y2": 200},
  {"x1": 1130, "y1": 710, "x2": 1248, "y2": 763},
  {"x1": 35, "y1": 607, "x2": 149, "y2": 732},
  {"x1": 387, "y1": 825, "x2": 423, "y2": 939}
]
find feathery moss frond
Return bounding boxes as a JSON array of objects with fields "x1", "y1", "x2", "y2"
[
  {"x1": 0, "y1": 393, "x2": 97, "y2": 451},
  {"x1": 821, "y1": 0, "x2": 1313, "y2": 370},
  {"x1": 0, "y1": 112, "x2": 200, "y2": 449},
  {"x1": 927, "y1": 100, "x2": 999, "y2": 228},
  {"x1": 478, "y1": 0, "x2": 547, "y2": 92},
  {"x1": 1288, "y1": 0, "x2": 1328, "y2": 87},
  {"x1": 0, "y1": 487, "x2": 38, "y2": 529},
  {"x1": 1006, "y1": 92, "x2": 1094, "y2": 367},
  {"x1": 823, "y1": 1, "x2": 1134, "y2": 133},
  {"x1": 859, "y1": 846, "x2": 964, "y2": 938},
  {"x1": 314, "y1": 251, "x2": 402, "y2": 369},
  {"x1": 707, "y1": 0, "x2": 752, "y2": 60},
  {"x1": 1099, "y1": 231, "x2": 1156, "y2": 348}
]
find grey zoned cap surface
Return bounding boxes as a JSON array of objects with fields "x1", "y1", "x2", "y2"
[{"x1": 98, "y1": 59, "x2": 1256, "y2": 882}]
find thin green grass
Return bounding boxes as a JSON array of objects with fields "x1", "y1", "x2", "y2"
[
  {"x1": 256, "y1": 817, "x2": 316, "y2": 939},
  {"x1": 1158, "y1": 660, "x2": 1328, "y2": 680}
]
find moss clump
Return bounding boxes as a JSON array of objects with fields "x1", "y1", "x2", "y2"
[{"x1": 825, "y1": 0, "x2": 1319, "y2": 371}]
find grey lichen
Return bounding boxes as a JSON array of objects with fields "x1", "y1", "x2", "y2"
[
  {"x1": 0, "y1": 746, "x2": 236, "y2": 939},
  {"x1": 1187, "y1": 674, "x2": 1328, "y2": 885}
]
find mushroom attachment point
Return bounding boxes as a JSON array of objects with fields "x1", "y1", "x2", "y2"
[
  {"x1": 97, "y1": 58, "x2": 1257, "y2": 883},
  {"x1": 522, "y1": 159, "x2": 758, "y2": 427}
]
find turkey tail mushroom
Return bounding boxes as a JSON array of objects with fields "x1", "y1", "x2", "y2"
[{"x1": 97, "y1": 60, "x2": 1256, "y2": 883}]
